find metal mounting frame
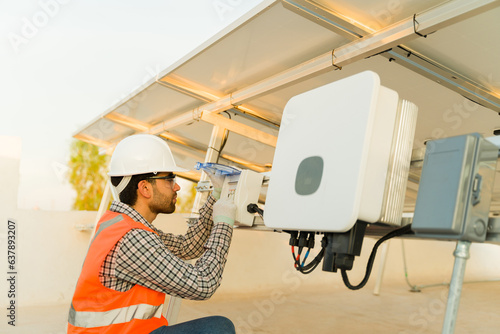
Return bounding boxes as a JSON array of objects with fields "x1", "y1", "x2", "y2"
[
  {"x1": 146, "y1": 0, "x2": 500, "y2": 140},
  {"x1": 282, "y1": 0, "x2": 500, "y2": 112}
]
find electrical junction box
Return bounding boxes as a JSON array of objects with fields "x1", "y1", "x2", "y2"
[
  {"x1": 412, "y1": 133, "x2": 498, "y2": 242},
  {"x1": 264, "y1": 71, "x2": 418, "y2": 232},
  {"x1": 220, "y1": 170, "x2": 264, "y2": 226}
]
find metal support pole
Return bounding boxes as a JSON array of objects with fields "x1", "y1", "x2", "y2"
[
  {"x1": 163, "y1": 125, "x2": 226, "y2": 324},
  {"x1": 373, "y1": 240, "x2": 390, "y2": 296},
  {"x1": 191, "y1": 125, "x2": 226, "y2": 213},
  {"x1": 442, "y1": 241, "x2": 471, "y2": 334}
]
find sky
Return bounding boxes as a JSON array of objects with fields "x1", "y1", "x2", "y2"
[{"x1": 0, "y1": 0, "x2": 264, "y2": 211}]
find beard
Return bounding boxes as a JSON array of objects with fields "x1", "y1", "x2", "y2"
[{"x1": 148, "y1": 186, "x2": 176, "y2": 214}]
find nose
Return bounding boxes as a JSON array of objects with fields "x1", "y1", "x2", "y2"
[{"x1": 174, "y1": 182, "x2": 181, "y2": 192}]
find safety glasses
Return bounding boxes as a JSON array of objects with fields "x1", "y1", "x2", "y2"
[{"x1": 147, "y1": 174, "x2": 177, "y2": 190}]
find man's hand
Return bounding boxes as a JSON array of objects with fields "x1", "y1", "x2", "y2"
[
  {"x1": 204, "y1": 170, "x2": 225, "y2": 200},
  {"x1": 213, "y1": 197, "x2": 236, "y2": 227}
]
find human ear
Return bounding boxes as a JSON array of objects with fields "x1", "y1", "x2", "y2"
[{"x1": 137, "y1": 180, "x2": 153, "y2": 199}]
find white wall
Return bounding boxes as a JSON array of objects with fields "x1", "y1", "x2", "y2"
[
  {"x1": 1, "y1": 140, "x2": 500, "y2": 309},
  {"x1": 4, "y1": 211, "x2": 499, "y2": 308}
]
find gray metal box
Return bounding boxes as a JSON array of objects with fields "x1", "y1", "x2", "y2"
[{"x1": 412, "y1": 133, "x2": 498, "y2": 242}]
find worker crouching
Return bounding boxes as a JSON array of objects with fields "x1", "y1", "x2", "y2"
[{"x1": 68, "y1": 134, "x2": 236, "y2": 334}]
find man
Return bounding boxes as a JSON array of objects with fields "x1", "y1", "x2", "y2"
[{"x1": 68, "y1": 134, "x2": 236, "y2": 333}]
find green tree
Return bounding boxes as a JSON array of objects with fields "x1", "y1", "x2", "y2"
[
  {"x1": 176, "y1": 181, "x2": 197, "y2": 213},
  {"x1": 67, "y1": 139, "x2": 109, "y2": 210}
]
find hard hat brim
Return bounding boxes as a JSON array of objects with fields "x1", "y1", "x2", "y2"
[{"x1": 108, "y1": 165, "x2": 189, "y2": 177}]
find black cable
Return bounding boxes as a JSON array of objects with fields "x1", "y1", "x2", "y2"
[
  {"x1": 298, "y1": 248, "x2": 325, "y2": 274},
  {"x1": 341, "y1": 224, "x2": 413, "y2": 290},
  {"x1": 295, "y1": 235, "x2": 327, "y2": 275},
  {"x1": 247, "y1": 203, "x2": 264, "y2": 218},
  {"x1": 291, "y1": 246, "x2": 298, "y2": 263},
  {"x1": 287, "y1": 231, "x2": 326, "y2": 275}
]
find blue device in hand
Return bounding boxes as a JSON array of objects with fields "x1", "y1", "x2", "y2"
[{"x1": 194, "y1": 162, "x2": 241, "y2": 176}]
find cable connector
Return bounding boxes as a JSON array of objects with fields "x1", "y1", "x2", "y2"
[
  {"x1": 321, "y1": 235, "x2": 328, "y2": 248},
  {"x1": 307, "y1": 232, "x2": 315, "y2": 248},
  {"x1": 286, "y1": 231, "x2": 299, "y2": 246},
  {"x1": 298, "y1": 232, "x2": 308, "y2": 248},
  {"x1": 247, "y1": 203, "x2": 264, "y2": 216}
]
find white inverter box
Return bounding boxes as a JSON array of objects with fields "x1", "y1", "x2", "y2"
[{"x1": 264, "y1": 71, "x2": 418, "y2": 232}]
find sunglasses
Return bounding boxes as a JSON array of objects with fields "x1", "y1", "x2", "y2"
[{"x1": 147, "y1": 174, "x2": 177, "y2": 189}]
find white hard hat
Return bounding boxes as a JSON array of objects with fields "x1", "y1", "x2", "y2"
[{"x1": 109, "y1": 134, "x2": 188, "y2": 177}]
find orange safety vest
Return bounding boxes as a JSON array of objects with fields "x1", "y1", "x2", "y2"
[{"x1": 68, "y1": 211, "x2": 168, "y2": 333}]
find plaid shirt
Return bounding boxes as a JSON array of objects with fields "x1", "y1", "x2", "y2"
[{"x1": 99, "y1": 196, "x2": 233, "y2": 300}]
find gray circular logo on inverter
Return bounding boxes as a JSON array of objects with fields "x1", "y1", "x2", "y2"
[{"x1": 295, "y1": 156, "x2": 324, "y2": 195}]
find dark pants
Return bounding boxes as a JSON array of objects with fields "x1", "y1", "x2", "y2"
[{"x1": 150, "y1": 316, "x2": 235, "y2": 334}]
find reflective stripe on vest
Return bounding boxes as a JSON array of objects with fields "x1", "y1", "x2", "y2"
[
  {"x1": 68, "y1": 302, "x2": 163, "y2": 328},
  {"x1": 90, "y1": 215, "x2": 124, "y2": 245},
  {"x1": 68, "y1": 211, "x2": 168, "y2": 332}
]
